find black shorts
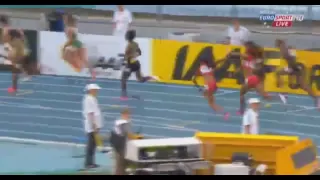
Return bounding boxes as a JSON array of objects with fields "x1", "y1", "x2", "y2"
[
  {"x1": 127, "y1": 60, "x2": 141, "y2": 72},
  {"x1": 110, "y1": 131, "x2": 126, "y2": 154},
  {"x1": 21, "y1": 54, "x2": 32, "y2": 66}
]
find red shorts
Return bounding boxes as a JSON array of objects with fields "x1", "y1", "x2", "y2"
[
  {"x1": 204, "y1": 81, "x2": 217, "y2": 93},
  {"x1": 246, "y1": 75, "x2": 260, "y2": 88}
]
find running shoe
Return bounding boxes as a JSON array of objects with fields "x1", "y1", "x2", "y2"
[
  {"x1": 21, "y1": 76, "x2": 32, "y2": 82},
  {"x1": 223, "y1": 112, "x2": 230, "y2": 121},
  {"x1": 150, "y1": 75, "x2": 160, "y2": 81},
  {"x1": 7, "y1": 87, "x2": 16, "y2": 93},
  {"x1": 120, "y1": 96, "x2": 129, "y2": 101},
  {"x1": 278, "y1": 93, "x2": 288, "y2": 104}
]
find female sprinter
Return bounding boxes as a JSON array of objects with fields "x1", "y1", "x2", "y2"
[
  {"x1": 275, "y1": 39, "x2": 319, "y2": 109},
  {"x1": 120, "y1": 29, "x2": 159, "y2": 100},
  {"x1": 61, "y1": 14, "x2": 95, "y2": 80},
  {"x1": 240, "y1": 41, "x2": 260, "y2": 78},
  {"x1": 192, "y1": 59, "x2": 230, "y2": 120},
  {"x1": 237, "y1": 42, "x2": 273, "y2": 115},
  {"x1": 0, "y1": 15, "x2": 30, "y2": 94}
]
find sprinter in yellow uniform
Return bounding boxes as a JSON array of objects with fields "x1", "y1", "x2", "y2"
[{"x1": 120, "y1": 30, "x2": 159, "y2": 100}]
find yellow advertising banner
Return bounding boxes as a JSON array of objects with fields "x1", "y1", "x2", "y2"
[{"x1": 152, "y1": 39, "x2": 320, "y2": 95}]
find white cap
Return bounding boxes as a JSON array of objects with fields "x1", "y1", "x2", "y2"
[
  {"x1": 85, "y1": 84, "x2": 101, "y2": 91},
  {"x1": 248, "y1": 98, "x2": 260, "y2": 104}
]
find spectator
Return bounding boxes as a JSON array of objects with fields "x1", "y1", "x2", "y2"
[
  {"x1": 242, "y1": 98, "x2": 260, "y2": 135},
  {"x1": 82, "y1": 83, "x2": 103, "y2": 169},
  {"x1": 112, "y1": 5, "x2": 133, "y2": 38},
  {"x1": 110, "y1": 108, "x2": 131, "y2": 175},
  {"x1": 45, "y1": 9, "x2": 65, "y2": 32},
  {"x1": 226, "y1": 19, "x2": 250, "y2": 46}
]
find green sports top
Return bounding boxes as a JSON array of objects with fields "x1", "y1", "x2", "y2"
[{"x1": 67, "y1": 27, "x2": 83, "y2": 48}]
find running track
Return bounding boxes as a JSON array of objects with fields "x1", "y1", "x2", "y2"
[{"x1": 0, "y1": 72, "x2": 319, "y2": 152}]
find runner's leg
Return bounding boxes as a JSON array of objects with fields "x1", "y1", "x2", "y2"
[
  {"x1": 120, "y1": 68, "x2": 131, "y2": 99},
  {"x1": 239, "y1": 84, "x2": 249, "y2": 115},
  {"x1": 8, "y1": 50, "x2": 19, "y2": 93},
  {"x1": 297, "y1": 71, "x2": 319, "y2": 108},
  {"x1": 79, "y1": 47, "x2": 95, "y2": 80}
]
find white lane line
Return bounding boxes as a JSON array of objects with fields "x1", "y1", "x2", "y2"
[
  {"x1": 0, "y1": 79, "x2": 312, "y2": 101},
  {"x1": 285, "y1": 107, "x2": 319, "y2": 113},
  {"x1": 0, "y1": 73, "x2": 202, "y2": 90},
  {"x1": 0, "y1": 119, "x2": 195, "y2": 134},
  {"x1": 215, "y1": 91, "x2": 238, "y2": 97},
  {"x1": 0, "y1": 77, "x2": 318, "y2": 139},
  {"x1": 0, "y1": 94, "x2": 320, "y2": 130},
  {"x1": 0, "y1": 81, "x2": 314, "y2": 112},
  {"x1": 1, "y1": 105, "x2": 318, "y2": 141},
  {"x1": 1, "y1": 101, "x2": 320, "y2": 148},
  {"x1": 0, "y1": 129, "x2": 166, "y2": 142},
  {"x1": 0, "y1": 89, "x2": 318, "y2": 121},
  {"x1": 15, "y1": 89, "x2": 34, "y2": 96},
  {"x1": 0, "y1": 101, "x2": 197, "y2": 132},
  {"x1": 0, "y1": 129, "x2": 79, "y2": 139},
  {"x1": 1, "y1": 99, "x2": 320, "y2": 141},
  {"x1": 0, "y1": 73, "x2": 311, "y2": 99}
]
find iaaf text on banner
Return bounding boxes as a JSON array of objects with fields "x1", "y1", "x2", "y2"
[{"x1": 39, "y1": 31, "x2": 151, "y2": 80}]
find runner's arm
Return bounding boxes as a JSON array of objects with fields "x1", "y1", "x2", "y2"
[
  {"x1": 124, "y1": 46, "x2": 132, "y2": 65},
  {"x1": 211, "y1": 58, "x2": 227, "y2": 69},
  {"x1": 135, "y1": 44, "x2": 142, "y2": 57},
  {"x1": 215, "y1": 59, "x2": 226, "y2": 66},
  {"x1": 18, "y1": 29, "x2": 24, "y2": 37},
  {"x1": 234, "y1": 66, "x2": 243, "y2": 75},
  {"x1": 240, "y1": 53, "x2": 248, "y2": 60}
]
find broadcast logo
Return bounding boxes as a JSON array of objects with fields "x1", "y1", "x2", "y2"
[{"x1": 259, "y1": 14, "x2": 304, "y2": 27}]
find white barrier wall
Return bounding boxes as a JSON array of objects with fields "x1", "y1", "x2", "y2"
[{"x1": 39, "y1": 31, "x2": 152, "y2": 80}]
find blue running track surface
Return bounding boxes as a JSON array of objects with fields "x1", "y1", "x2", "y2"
[{"x1": 0, "y1": 72, "x2": 319, "y2": 172}]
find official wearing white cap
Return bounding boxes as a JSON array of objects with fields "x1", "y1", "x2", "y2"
[
  {"x1": 82, "y1": 83, "x2": 103, "y2": 169},
  {"x1": 242, "y1": 98, "x2": 260, "y2": 135}
]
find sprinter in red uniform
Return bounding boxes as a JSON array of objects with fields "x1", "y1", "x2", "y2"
[
  {"x1": 237, "y1": 42, "x2": 273, "y2": 115},
  {"x1": 240, "y1": 41, "x2": 257, "y2": 78},
  {"x1": 192, "y1": 59, "x2": 230, "y2": 120}
]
